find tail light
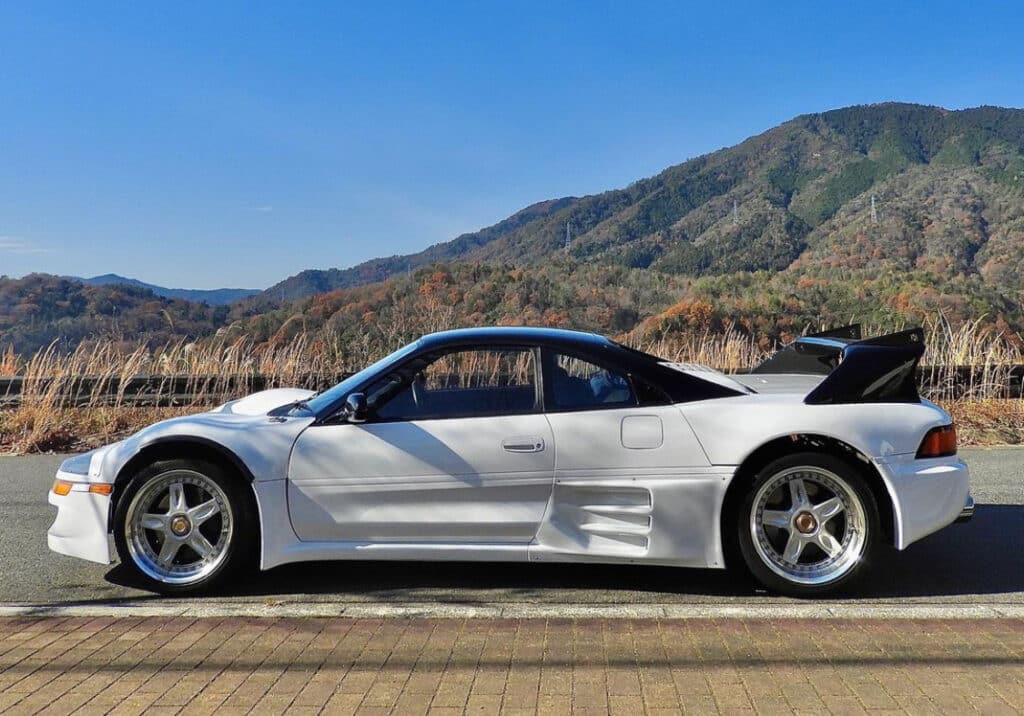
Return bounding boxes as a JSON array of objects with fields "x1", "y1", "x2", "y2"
[{"x1": 917, "y1": 424, "x2": 957, "y2": 458}]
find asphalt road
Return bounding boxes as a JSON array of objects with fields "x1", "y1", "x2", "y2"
[{"x1": 1, "y1": 448, "x2": 1021, "y2": 609}]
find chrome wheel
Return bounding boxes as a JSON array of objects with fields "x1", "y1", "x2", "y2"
[
  {"x1": 124, "y1": 469, "x2": 233, "y2": 585},
  {"x1": 750, "y1": 466, "x2": 867, "y2": 586}
]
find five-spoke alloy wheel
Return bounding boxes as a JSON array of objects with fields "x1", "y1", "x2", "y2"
[
  {"x1": 737, "y1": 452, "x2": 880, "y2": 596},
  {"x1": 114, "y1": 458, "x2": 256, "y2": 595}
]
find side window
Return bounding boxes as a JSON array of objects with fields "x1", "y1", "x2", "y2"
[
  {"x1": 368, "y1": 348, "x2": 537, "y2": 421},
  {"x1": 547, "y1": 352, "x2": 636, "y2": 410}
]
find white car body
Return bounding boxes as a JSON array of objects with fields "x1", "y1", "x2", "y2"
[{"x1": 48, "y1": 327, "x2": 971, "y2": 582}]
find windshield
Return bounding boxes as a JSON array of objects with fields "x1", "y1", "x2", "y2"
[{"x1": 296, "y1": 340, "x2": 421, "y2": 416}]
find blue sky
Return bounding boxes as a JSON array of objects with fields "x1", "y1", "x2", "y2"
[{"x1": 1, "y1": 1, "x2": 1021, "y2": 289}]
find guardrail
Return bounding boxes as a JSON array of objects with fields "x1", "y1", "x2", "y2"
[
  {"x1": 1, "y1": 366, "x2": 1022, "y2": 407},
  {"x1": 0, "y1": 374, "x2": 348, "y2": 408}
]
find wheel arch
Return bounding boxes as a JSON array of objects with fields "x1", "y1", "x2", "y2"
[
  {"x1": 110, "y1": 436, "x2": 258, "y2": 531},
  {"x1": 719, "y1": 433, "x2": 898, "y2": 567}
]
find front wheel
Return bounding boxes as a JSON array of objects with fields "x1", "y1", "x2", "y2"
[
  {"x1": 737, "y1": 452, "x2": 880, "y2": 597},
  {"x1": 113, "y1": 458, "x2": 256, "y2": 595}
]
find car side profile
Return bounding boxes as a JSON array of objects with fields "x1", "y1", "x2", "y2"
[{"x1": 48, "y1": 326, "x2": 972, "y2": 597}]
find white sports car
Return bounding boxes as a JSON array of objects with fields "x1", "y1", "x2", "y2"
[{"x1": 48, "y1": 326, "x2": 972, "y2": 597}]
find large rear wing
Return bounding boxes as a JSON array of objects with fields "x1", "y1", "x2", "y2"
[{"x1": 751, "y1": 326, "x2": 926, "y2": 405}]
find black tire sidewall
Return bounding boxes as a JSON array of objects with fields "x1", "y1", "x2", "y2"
[
  {"x1": 737, "y1": 452, "x2": 880, "y2": 597},
  {"x1": 113, "y1": 458, "x2": 257, "y2": 595}
]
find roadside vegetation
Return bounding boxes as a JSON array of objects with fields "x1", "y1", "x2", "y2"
[{"x1": 2, "y1": 319, "x2": 1021, "y2": 454}]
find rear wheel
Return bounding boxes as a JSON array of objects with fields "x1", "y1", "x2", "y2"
[
  {"x1": 737, "y1": 452, "x2": 879, "y2": 596},
  {"x1": 113, "y1": 458, "x2": 256, "y2": 595}
]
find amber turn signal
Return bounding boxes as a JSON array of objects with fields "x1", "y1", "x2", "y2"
[
  {"x1": 52, "y1": 481, "x2": 112, "y2": 496},
  {"x1": 917, "y1": 424, "x2": 957, "y2": 459}
]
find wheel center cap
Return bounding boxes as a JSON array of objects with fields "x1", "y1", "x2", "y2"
[
  {"x1": 170, "y1": 515, "x2": 191, "y2": 537},
  {"x1": 794, "y1": 511, "x2": 818, "y2": 534}
]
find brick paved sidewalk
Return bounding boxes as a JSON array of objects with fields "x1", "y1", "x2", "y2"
[{"x1": 0, "y1": 617, "x2": 1022, "y2": 715}]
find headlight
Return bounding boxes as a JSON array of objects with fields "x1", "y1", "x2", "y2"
[{"x1": 59, "y1": 450, "x2": 97, "y2": 476}]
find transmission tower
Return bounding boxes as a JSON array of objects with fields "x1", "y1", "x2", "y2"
[
  {"x1": 871, "y1": 195, "x2": 878, "y2": 224},
  {"x1": 565, "y1": 221, "x2": 571, "y2": 250},
  {"x1": 732, "y1": 200, "x2": 738, "y2": 226}
]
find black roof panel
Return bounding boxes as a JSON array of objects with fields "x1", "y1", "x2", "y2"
[{"x1": 418, "y1": 326, "x2": 612, "y2": 350}]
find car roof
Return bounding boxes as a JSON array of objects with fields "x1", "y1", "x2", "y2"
[{"x1": 417, "y1": 326, "x2": 613, "y2": 351}]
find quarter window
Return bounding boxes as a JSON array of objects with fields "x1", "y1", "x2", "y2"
[
  {"x1": 368, "y1": 348, "x2": 537, "y2": 420},
  {"x1": 547, "y1": 352, "x2": 636, "y2": 410}
]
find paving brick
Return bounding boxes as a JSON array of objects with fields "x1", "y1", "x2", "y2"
[{"x1": 0, "y1": 615, "x2": 1021, "y2": 714}]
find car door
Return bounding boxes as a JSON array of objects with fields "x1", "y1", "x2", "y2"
[
  {"x1": 533, "y1": 348, "x2": 719, "y2": 565},
  {"x1": 287, "y1": 346, "x2": 555, "y2": 543}
]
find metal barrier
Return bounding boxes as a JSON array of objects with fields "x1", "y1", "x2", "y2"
[
  {"x1": 1, "y1": 366, "x2": 1021, "y2": 407},
  {"x1": 0, "y1": 374, "x2": 347, "y2": 408}
]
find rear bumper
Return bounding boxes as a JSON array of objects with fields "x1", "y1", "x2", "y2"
[
  {"x1": 874, "y1": 455, "x2": 970, "y2": 549},
  {"x1": 956, "y1": 495, "x2": 975, "y2": 523},
  {"x1": 47, "y1": 473, "x2": 113, "y2": 565}
]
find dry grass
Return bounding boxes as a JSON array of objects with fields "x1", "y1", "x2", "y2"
[
  {"x1": 2, "y1": 320, "x2": 1022, "y2": 453},
  {"x1": 945, "y1": 399, "x2": 1024, "y2": 446},
  {"x1": 0, "y1": 333, "x2": 371, "y2": 453}
]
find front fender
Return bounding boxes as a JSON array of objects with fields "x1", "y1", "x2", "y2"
[{"x1": 98, "y1": 413, "x2": 314, "y2": 485}]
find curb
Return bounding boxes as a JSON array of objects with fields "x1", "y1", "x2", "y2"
[{"x1": 2, "y1": 601, "x2": 1023, "y2": 620}]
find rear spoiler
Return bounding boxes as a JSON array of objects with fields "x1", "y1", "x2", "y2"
[
  {"x1": 804, "y1": 328, "x2": 924, "y2": 404},
  {"x1": 752, "y1": 326, "x2": 926, "y2": 404},
  {"x1": 809, "y1": 323, "x2": 862, "y2": 341},
  {"x1": 751, "y1": 324, "x2": 861, "y2": 376}
]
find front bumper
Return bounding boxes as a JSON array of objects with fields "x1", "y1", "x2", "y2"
[
  {"x1": 874, "y1": 454, "x2": 970, "y2": 549},
  {"x1": 47, "y1": 472, "x2": 114, "y2": 564}
]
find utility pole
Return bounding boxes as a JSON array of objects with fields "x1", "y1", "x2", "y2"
[{"x1": 871, "y1": 194, "x2": 878, "y2": 224}]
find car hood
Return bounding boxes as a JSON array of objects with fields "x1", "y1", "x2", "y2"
[{"x1": 215, "y1": 387, "x2": 316, "y2": 416}]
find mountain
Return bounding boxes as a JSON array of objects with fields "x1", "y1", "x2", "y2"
[
  {"x1": 6, "y1": 102, "x2": 1024, "y2": 355},
  {"x1": 260, "y1": 197, "x2": 577, "y2": 303},
  {"x1": 256, "y1": 103, "x2": 1024, "y2": 302},
  {"x1": 70, "y1": 274, "x2": 260, "y2": 305},
  {"x1": 0, "y1": 274, "x2": 226, "y2": 354},
  {"x1": 235, "y1": 103, "x2": 1024, "y2": 343}
]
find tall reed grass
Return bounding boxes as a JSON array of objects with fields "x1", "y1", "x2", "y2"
[{"x1": 2, "y1": 319, "x2": 1021, "y2": 452}]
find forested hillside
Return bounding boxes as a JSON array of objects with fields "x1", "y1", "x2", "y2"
[
  {"x1": 259, "y1": 103, "x2": 1024, "y2": 298},
  {"x1": 258, "y1": 197, "x2": 577, "y2": 304},
  {"x1": 0, "y1": 274, "x2": 225, "y2": 354},
  {"x1": 4, "y1": 103, "x2": 1024, "y2": 354},
  {"x1": 69, "y1": 274, "x2": 259, "y2": 305},
  {"x1": 233, "y1": 103, "x2": 1024, "y2": 347}
]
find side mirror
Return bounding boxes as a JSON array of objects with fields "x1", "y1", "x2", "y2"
[{"x1": 342, "y1": 392, "x2": 367, "y2": 423}]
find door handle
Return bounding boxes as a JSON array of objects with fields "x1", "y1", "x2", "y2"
[{"x1": 502, "y1": 437, "x2": 545, "y2": 453}]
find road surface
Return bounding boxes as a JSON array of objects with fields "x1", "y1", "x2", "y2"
[{"x1": 1, "y1": 448, "x2": 1021, "y2": 612}]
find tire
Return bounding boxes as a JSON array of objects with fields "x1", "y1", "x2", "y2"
[
  {"x1": 113, "y1": 458, "x2": 257, "y2": 595},
  {"x1": 737, "y1": 452, "x2": 880, "y2": 597}
]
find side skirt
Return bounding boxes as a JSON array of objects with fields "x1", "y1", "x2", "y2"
[{"x1": 256, "y1": 474, "x2": 735, "y2": 572}]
